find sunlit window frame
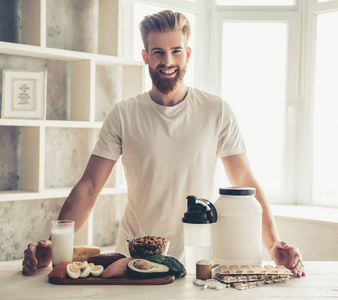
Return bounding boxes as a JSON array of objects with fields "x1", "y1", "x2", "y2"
[
  {"x1": 120, "y1": 0, "x2": 338, "y2": 208},
  {"x1": 299, "y1": 0, "x2": 338, "y2": 207},
  {"x1": 207, "y1": 3, "x2": 300, "y2": 205},
  {"x1": 216, "y1": 0, "x2": 296, "y2": 6}
]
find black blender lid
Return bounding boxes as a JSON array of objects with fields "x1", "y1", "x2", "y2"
[
  {"x1": 219, "y1": 187, "x2": 255, "y2": 196},
  {"x1": 182, "y1": 195, "x2": 217, "y2": 224}
]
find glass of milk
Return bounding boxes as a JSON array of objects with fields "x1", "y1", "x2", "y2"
[{"x1": 51, "y1": 220, "x2": 75, "y2": 267}]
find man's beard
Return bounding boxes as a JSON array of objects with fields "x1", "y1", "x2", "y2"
[{"x1": 149, "y1": 64, "x2": 187, "y2": 95}]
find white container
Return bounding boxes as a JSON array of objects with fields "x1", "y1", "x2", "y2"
[
  {"x1": 51, "y1": 220, "x2": 75, "y2": 266},
  {"x1": 183, "y1": 223, "x2": 213, "y2": 274},
  {"x1": 213, "y1": 187, "x2": 262, "y2": 265}
]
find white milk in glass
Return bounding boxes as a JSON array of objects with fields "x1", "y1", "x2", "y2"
[{"x1": 51, "y1": 220, "x2": 74, "y2": 266}]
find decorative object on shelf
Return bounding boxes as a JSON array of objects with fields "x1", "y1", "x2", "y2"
[{"x1": 1, "y1": 70, "x2": 47, "y2": 119}]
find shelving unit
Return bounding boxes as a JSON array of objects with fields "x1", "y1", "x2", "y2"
[{"x1": 0, "y1": 0, "x2": 144, "y2": 245}]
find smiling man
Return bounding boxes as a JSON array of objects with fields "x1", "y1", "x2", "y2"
[
  {"x1": 22, "y1": 10, "x2": 305, "y2": 278},
  {"x1": 144, "y1": 31, "x2": 190, "y2": 99}
]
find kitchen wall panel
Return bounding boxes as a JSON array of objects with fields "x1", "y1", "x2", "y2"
[
  {"x1": 0, "y1": 194, "x2": 126, "y2": 261},
  {"x1": 0, "y1": 198, "x2": 64, "y2": 261},
  {"x1": 0, "y1": 0, "x2": 130, "y2": 261}
]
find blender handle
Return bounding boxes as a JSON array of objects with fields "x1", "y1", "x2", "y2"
[{"x1": 196, "y1": 198, "x2": 218, "y2": 223}]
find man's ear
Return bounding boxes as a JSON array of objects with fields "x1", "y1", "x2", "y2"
[
  {"x1": 142, "y1": 49, "x2": 149, "y2": 65},
  {"x1": 186, "y1": 47, "x2": 191, "y2": 62}
]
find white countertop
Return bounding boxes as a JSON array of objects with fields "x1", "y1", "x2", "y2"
[{"x1": 1, "y1": 260, "x2": 337, "y2": 300}]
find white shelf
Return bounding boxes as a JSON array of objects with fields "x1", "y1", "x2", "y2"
[
  {"x1": 44, "y1": 120, "x2": 103, "y2": 128},
  {"x1": 0, "y1": 41, "x2": 143, "y2": 67},
  {"x1": 0, "y1": 119, "x2": 103, "y2": 128},
  {"x1": 0, "y1": 119, "x2": 42, "y2": 127},
  {"x1": 0, "y1": 187, "x2": 127, "y2": 202},
  {"x1": 0, "y1": 0, "x2": 139, "y2": 246}
]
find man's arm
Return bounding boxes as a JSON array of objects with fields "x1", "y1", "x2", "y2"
[
  {"x1": 58, "y1": 155, "x2": 116, "y2": 234},
  {"x1": 22, "y1": 155, "x2": 116, "y2": 275},
  {"x1": 220, "y1": 153, "x2": 279, "y2": 251},
  {"x1": 221, "y1": 153, "x2": 305, "y2": 277}
]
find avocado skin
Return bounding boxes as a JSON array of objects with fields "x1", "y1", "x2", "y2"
[
  {"x1": 144, "y1": 254, "x2": 187, "y2": 278},
  {"x1": 127, "y1": 259, "x2": 170, "y2": 279}
]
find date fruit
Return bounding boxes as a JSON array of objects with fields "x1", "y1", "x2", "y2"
[{"x1": 87, "y1": 252, "x2": 126, "y2": 269}]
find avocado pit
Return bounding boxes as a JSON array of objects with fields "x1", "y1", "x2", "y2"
[
  {"x1": 133, "y1": 259, "x2": 158, "y2": 270},
  {"x1": 127, "y1": 258, "x2": 170, "y2": 279}
]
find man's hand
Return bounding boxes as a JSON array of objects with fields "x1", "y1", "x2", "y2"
[
  {"x1": 269, "y1": 240, "x2": 305, "y2": 277},
  {"x1": 22, "y1": 240, "x2": 52, "y2": 275}
]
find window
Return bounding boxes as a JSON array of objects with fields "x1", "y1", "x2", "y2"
[
  {"x1": 122, "y1": 0, "x2": 338, "y2": 208},
  {"x1": 217, "y1": 0, "x2": 295, "y2": 5},
  {"x1": 221, "y1": 22, "x2": 287, "y2": 196},
  {"x1": 312, "y1": 11, "x2": 338, "y2": 205}
]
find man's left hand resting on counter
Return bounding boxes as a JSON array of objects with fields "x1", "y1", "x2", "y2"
[{"x1": 270, "y1": 241, "x2": 305, "y2": 277}]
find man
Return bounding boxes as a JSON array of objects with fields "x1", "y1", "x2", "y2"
[{"x1": 22, "y1": 10, "x2": 305, "y2": 277}]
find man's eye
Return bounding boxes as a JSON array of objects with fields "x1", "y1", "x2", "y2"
[
  {"x1": 173, "y1": 50, "x2": 181, "y2": 54},
  {"x1": 154, "y1": 51, "x2": 163, "y2": 55}
]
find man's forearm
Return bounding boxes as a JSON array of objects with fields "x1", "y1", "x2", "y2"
[
  {"x1": 57, "y1": 155, "x2": 116, "y2": 234},
  {"x1": 57, "y1": 181, "x2": 98, "y2": 234},
  {"x1": 221, "y1": 154, "x2": 280, "y2": 252},
  {"x1": 254, "y1": 185, "x2": 280, "y2": 251}
]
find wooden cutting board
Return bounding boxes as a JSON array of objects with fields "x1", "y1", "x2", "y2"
[{"x1": 48, "y1": 275, "x2": 175, "y2": 285}]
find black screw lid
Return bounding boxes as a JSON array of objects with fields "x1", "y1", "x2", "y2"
[
  {"x1": 219, "y1": 187, "x2": 256, "y2": 196},
  {"x1": 182, "y1": 195, "x2": 217, "y2": 224}
]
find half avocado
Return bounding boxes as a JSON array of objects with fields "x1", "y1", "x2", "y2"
[{"x1": 127, "y1": 258, "x2": 170, "y2": 279}]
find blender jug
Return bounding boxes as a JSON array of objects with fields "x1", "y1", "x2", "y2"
[{"x1": 182, "y1": 195, "x2": 217, "y2": 274}]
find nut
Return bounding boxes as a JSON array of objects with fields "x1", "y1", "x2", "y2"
[{"x1": 127, "y1": 236, "x2": 168, "y2": 258}]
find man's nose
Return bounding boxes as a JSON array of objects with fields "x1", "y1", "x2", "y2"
[{"x1": 162, "y1": 53, "x2": 174, "y2": 67}]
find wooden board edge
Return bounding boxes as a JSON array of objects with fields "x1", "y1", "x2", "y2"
[{"x1": 48, "y1": 275, "x2": 175, "y2": 285}]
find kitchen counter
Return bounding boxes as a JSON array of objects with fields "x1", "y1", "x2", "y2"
[{"x1": 1, "y1": 260, "x2": 337, "y2": 300}]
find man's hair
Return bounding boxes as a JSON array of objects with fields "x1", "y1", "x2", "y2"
[{"x1": 139, "y1": 10, "x2": 191, "y2": 52}]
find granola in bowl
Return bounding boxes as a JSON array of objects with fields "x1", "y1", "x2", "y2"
[{"x1": 126, "y1": 236, "x2": 170, "y2": 258}]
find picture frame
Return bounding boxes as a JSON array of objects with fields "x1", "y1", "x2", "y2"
[{"x1": 1, "y1": 70, "x2": 47, "y2": 120}]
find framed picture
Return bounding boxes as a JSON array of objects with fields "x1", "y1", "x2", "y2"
[{"x1": 1, "y1": 70, "x2": 47, "y2": 119}]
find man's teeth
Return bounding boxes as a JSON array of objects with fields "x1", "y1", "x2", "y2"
[{"x1": 161, "y1": 69, "x2": 176, "y2": 74}]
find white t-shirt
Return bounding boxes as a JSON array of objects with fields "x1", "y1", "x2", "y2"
[{"x1": 92, "y1": 87, "x2": 246, "y2": 260}]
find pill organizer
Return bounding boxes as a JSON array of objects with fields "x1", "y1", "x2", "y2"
[
  {"x1": 193, "y1": 264, "x2": 292, "y2": 291},
  {"x1": 215, "y1": 265, "x2": 291, "y2": 290}
]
